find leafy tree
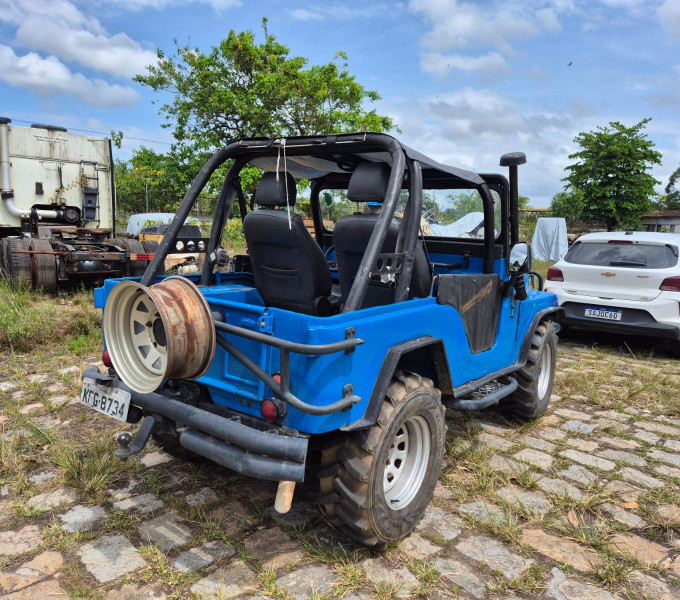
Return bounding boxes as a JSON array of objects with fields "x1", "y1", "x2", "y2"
[
  {"x1": 115, "y1": 147, "x2": 187, "y2": 213},
  {"x1": 549, "y1": 190, "x2": 584, "y2": 218},
  {"x1": 134, "y1": 18, "x2": 396, "y2": 199},
  {"x1": 662, "y1": 165, "x2": 680, "y2": 210},
  {"x1": 563, "y1": 119, "x2": 662, "y2": 231}
]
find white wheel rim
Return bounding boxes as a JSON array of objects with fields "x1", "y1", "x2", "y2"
[
  {"x1": 129, "y1": 294, "x2": 168, "y2": 375},
  {"x1": 536, "y1": 341, "x2": 553, "y2": 399},
  {"x1": 383, "y1": 414, "x2": 431, "y2": 510}
]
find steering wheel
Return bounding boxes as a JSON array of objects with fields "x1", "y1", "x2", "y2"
[{"x1": 324, "y1": 245, "x2": 337, "y2": 270}]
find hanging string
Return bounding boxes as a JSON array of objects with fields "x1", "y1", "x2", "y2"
[{"x1": 275, "y1": 138, "x2": 292, "y2": 230}]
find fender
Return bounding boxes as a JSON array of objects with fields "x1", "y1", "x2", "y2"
[
  {"x1": 342, "y1": 336, "x2": 453, "y2": 431},
  {"x1": 453, "y1": 305, "x2": 564, "y2": 397}
]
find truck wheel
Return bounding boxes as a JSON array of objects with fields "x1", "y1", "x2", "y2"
[
  {"x1": 318, "y1": 372, "x2": 445, "y2": 547},
  {"x1": 141, "y1": 240, "x2": 159, "y2": 253},
  {"x1": 0, "y1": 238, "x2": 7, "y2": 280},
  {"x1": 7, "y1": 238, "x2": 32, "y2": 289},
  {"x1": 122, "y1": 239, "x2": 147, "y2": 277},
  {"x1": 29, "y1": 239, "x2": 57, "y2": 294},
  {"x1": 500, "y1": 320, "x2": 557, "y2": 420}
]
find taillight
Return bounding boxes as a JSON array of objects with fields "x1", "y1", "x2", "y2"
[
  {"x1": 659, "y1": 276, "x2": 680, "y2": 292},
  {"x1": 261, "y1": 397, "x2": 286, "y2": 422},
  {"x1": 547, "y1": 266, "x2": 564, "y2": 282},
  {"x1": 261, "y1": 398, "x2": 278, "y2": 422},
  {"x1": 608, "y1": 240, "x2": 633, "y2": 244},
  {"x1": 102, "y1": 350, "x2": 113, "y2": 368}
]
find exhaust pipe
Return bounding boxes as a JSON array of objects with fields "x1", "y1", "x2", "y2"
[
  {"x1": 0, "y1": 117, "x2": 70, "y2": 221},
  {"x1": 0, "y1": 117, "x2": 27, "y2": 218}
]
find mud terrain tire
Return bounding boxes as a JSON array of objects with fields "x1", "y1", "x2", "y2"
[
  {"x1": 319, "y1": 371, "x2": 446, "y2": 547},
  {"x1": 500, "y1": 320, "x2": 557, "y2": 420}
]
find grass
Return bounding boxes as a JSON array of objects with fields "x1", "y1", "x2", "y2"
[
  {"x1": 0, "y1": 280, "x2": 101, "y2": 353},
  {"x1": 50, "y1": 435, "x2": 130, "y2": 497}
]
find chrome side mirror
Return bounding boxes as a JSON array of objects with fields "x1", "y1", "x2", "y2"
[{"x1": 509, "y1": 242, "x2": 532, "y2": 274}]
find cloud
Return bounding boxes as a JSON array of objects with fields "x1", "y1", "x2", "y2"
[
  {"x1": 409, "y1": 0, "x2": 564, "y2": 57},
  {"x1": 99, "y1": 0, "x2": 242, "y2": 10},
  {"x1": 288, "y1": 3, "x2": 405, "y2": 21},
  {"x1": 0, "y1": 0, "x2": 157, "y2": 78},
  {"x1": 383, "y1": 87, "x2": 582, "y2": 206},
  {"x1": 658, "y1": 0, "x2": 680, "y2": 37},
  {"x1": 289, "y1": 8, "x2": 324, "y2": 21},
  {"x1": 0, "y1": 45, "x2": 140, "y2": 107},
  {"x1": 421, "y1": 51, "x2": 509, "y2": 78}
]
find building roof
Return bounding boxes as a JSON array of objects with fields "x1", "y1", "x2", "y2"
[{"x1": 642, "y1": 210, "x2": 680, "y2": 218}]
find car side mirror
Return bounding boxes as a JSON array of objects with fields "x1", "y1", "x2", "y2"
[{"x1": 509, "y1": 242, "x2": 532, "y2": 274}]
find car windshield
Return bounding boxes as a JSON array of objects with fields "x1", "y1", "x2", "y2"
[{"x1": 564, "y1": 241, "x2": 678, "y2": 269}]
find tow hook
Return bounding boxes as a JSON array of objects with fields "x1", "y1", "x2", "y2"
[{"x1": 114, "y1": 415, "x2": 162, "y2": 460}]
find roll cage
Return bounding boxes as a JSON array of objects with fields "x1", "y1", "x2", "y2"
[{"x1": 141, "y1": 133, "x2": 516, "y2": 312}]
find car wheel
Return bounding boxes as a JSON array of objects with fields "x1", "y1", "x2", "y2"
[
  {"x1": 670, "y1": 339, "x2": 680, "y2": 358},
  {"x1": 318, "y1": 371, "x2": 446, "y2": 547},
  {"x1": 500, "y1": 320, "x2": 557, "y2": 420}
]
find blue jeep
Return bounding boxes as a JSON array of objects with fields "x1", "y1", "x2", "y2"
[{"x1": 81, "y1": 133, "x2": 562, "y2": 547}]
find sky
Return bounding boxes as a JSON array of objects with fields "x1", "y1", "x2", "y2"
[{"x1": 0, "y1": 0, "x2": 679, "y2": 208}]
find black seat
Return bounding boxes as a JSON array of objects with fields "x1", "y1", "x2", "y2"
[
  {"x1": 333, "y1": 162, "x2": 432, "y2": 309},
  {"x1": 243, "y1": 172, "x2": 333, "y2": 316}
]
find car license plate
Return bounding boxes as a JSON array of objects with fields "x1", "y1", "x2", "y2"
[
  {"x1": 584, "y1": 307, "x2": 622, "y2": 321},
  {"x1": 81, "y1": 378, "x2": 130, "y2": 422}
]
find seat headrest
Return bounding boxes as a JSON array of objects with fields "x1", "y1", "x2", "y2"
[
  {"x1": 254, "y1": 172, "x2": 297, "y2": 207},
  {"x1": 347, "y1": 162, "x2": 390, "y2": 203}
]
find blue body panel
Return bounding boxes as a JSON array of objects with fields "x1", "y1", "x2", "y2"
[{"x1": 96, "y1": 261, "x2": 559, "y2": 436}]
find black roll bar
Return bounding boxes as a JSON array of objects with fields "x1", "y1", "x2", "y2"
[
  {"x1": 394, "y1": 159, "x2": 423, "y2": 303},
  {"x1": 141, "y1": 144, "x2": 240, "y2": 286},
  {"x1": 343, "y1": 139, "x2": 406, "y2": 312}
]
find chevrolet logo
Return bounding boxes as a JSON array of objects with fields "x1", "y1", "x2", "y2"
[{"x1": 601, "y1": 272, "x2": 616, "y2": 277}]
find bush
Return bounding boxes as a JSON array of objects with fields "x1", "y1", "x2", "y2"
[{"x1": 223, "y1": 218, "x2": 245, "y2": 252}]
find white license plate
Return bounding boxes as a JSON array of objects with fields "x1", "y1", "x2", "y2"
[
  {"x1": 584, "y1": 307, "x2": 622, "y2": 321},
  {"x1": 81, "y1": 378, "x2": 130, "y2": 422}
]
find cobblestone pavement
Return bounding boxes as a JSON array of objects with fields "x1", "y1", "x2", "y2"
[{"x1": 1, "y1": 337, "x2": 680, "y2": 599}]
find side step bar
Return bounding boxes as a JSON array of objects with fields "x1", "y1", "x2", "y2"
[{"x1": 444, "y1": 377, "x2": 518, "y2": 411}]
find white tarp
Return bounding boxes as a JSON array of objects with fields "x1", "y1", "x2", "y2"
[
  {"x1": 429, "y1": 212, "x2": 485, "y2": 238},
  {"x1": 531, "y1": 217, "x2": 568, "y2": 261},
  {"x1": 126, "y1": 213, "x2": 177, "y2": 235}
]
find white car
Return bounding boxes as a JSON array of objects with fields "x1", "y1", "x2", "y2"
[{"x1": 544, "y1": 231, "x2": 680, "y2": 356}]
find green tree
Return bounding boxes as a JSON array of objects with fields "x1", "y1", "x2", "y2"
[
  {"x1": 114, "y1": 147, "x2": 187, "y2": 213},
  {"x1": 563, "y1": 119, "x2": 662, "y2": 231},
  {"x1": 662, "y1": 165, "x2": 680, "y2": 210},
  {"x1": 134, "y1": 18, "x2": 396, "y2": 198},
  {"x1": 549, "y1": 190, "x2": 584, "y2": 218}
]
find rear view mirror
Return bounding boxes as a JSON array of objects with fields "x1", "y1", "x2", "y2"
[{"x1": 509, "y1": 242, "x2": 532, "y2": 274}]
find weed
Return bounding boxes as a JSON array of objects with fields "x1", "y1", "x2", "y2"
[
  {"x1": 103, "y1": 507, "x2": 142, "y2": 536},
  {"x1": 138, "y1": 544, "x2": 185, "y2": 586},
  {"x1": 0, "y1": 437, "x2": 29, "y2": 491},
  {"x1": 50, "y1": 436, "x2": 126, "y2": 496},
  {"x1": 13, "y1": 501, "x2": 45, "y2": 519},
  {"x1": 408, "y1": 558, "x2": 441, "y2": 596},
  {"x1": 488, "y1": 563, "x2": 547, "y2": 593},
  {"x1": 333, "y1": 560, "x2": 365, "y2": 595},
  {"x1": 41, "y1": 522, "x2": 88, "y2": 552},
  {"x1": 590, "y1": 554, "x2": 633, "y2": 587}
]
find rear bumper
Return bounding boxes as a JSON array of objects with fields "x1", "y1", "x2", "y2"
[
  {"x1": 82, "y1": 366, "x2": 308, "y2": 482},
  {"x1": 561, "y1": 302, "x2": 680, "y2": 340}
]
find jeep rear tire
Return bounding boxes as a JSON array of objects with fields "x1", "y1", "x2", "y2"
[
  {"x1": 318, "y1": 371, "x2": 446, "y2": 547},
  {"x1": 500, "y1": 320, "x2": 557, "y2": 420}
]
